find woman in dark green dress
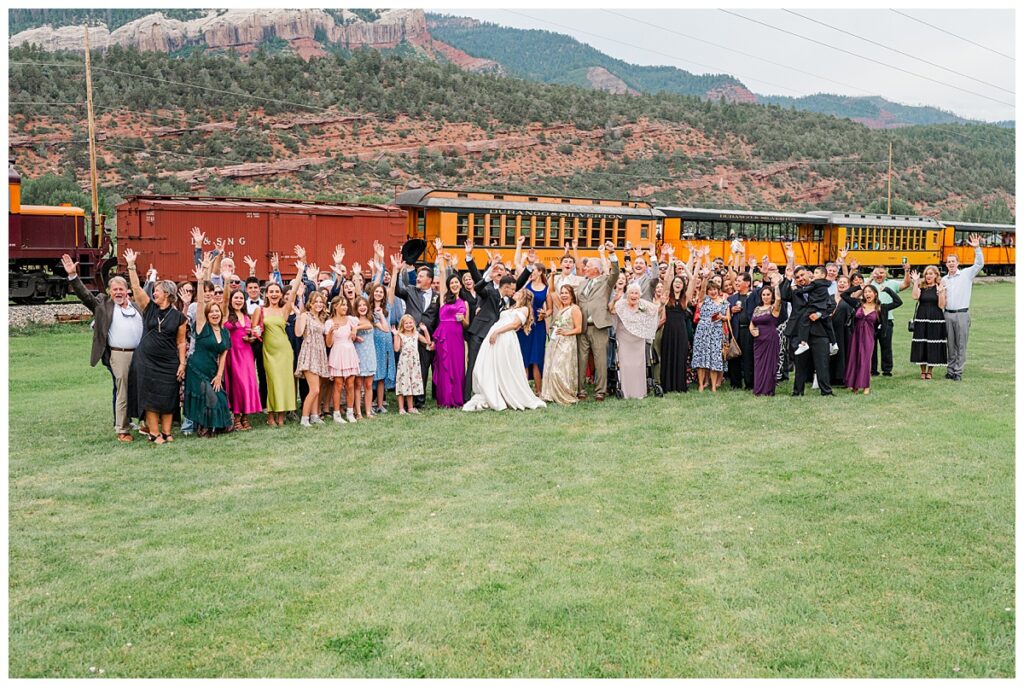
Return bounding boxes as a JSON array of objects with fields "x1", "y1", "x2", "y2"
[{"x1": 184, "y1": 261, "x2": 233, "y2": 437}]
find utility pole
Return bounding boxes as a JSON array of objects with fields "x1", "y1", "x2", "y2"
[
  {"x1": 887, "y1": 140, "x2": 893, "y2": 215},
  {"x1": 84, "y1": 25, "x2": 100, "y2": 247}
]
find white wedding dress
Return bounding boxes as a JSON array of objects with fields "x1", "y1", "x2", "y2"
[{"x1": 463, "y1": 308, "x2": 547, "y2": 412}]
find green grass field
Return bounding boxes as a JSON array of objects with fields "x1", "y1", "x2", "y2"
[{"x1": 7, "y1": 283, "x2": 1015, "y2": 677}]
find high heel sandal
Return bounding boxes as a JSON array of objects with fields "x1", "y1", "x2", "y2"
[
  {"x1": 162, "y1": 433, "x2": 174, "y2": 442},
  {"x1": 240, "y1": 415, "x2": 252, "y2": 430},
  {"x1": 233, "y1": 415, "x2": 245, "y2": 432}
]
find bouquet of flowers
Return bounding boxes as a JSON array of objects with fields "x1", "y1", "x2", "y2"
[{"x1": 548, "y1": 310, "x2": 570, "y2": 342}]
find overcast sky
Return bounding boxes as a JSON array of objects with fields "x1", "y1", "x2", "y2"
[{"x1": 438, "y1": 8, "x2": 1015, "y2": 123}]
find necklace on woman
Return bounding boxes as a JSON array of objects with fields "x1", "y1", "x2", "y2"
[{"x1": 156, "y1": 308, "x2": 171, "y2": 333}]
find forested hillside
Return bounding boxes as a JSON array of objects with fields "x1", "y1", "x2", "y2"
[
  {"x1": 8, "y1": 44, "x2": 1014, "y2": 221},
  {"x1": 427, "y1": 14, "x2": 743, "y2": 97}
]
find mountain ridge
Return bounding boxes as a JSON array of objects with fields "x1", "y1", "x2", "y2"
[{"x1": 9, "y1": 8, "x2": 1006, "y2": 127}]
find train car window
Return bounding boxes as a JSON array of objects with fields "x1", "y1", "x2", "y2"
[
  {"x1": 416, "y1": 211, "x2": 426, "y2": 237},
  {"x1": 503, "y1": 216, "x2": 515, "y2": 246},
  {"x1": 494, "y1": 194, "x2": 504, "y2": 200},
  {"x1": 813, "y1": 227, "x2": 823, "y2": 242},
  {"x1": 536, "y1": 217, "x2": 547, "y2": 246},
  {"x1": 473, "y1": 214, "x2": 485, "y2": 243},
  {"x1": 457, "y1": 192, "x2": 469, "y2": 198},
  {"x1": 528, "y1": 197, "x2": 539, "y2": 202},
  {"x1": 490, "y1": 214, "x2": 501, "y2": 244},
  {"x1": 639, "y1": 223, "x2": 649, "y2": 241},
  {"x1": 551, "y1": 216, "x2": 561, "y2": 245},
  {"x1": 456, "y1": 213, "x2": 469, "y2": 244},
  {"x1": 615, "y1": 218, "x2": 626, "y2": 246},
  {"x1": 520, "y1": 216, "x2": 533, "y2": 246}
]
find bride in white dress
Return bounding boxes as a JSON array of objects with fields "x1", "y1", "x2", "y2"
[{"x1": 463, "y1": 290, "x2": 547, "y2": 412}]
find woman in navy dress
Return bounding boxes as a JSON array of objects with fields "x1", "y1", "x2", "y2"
[{"x1": 517, "y1": 261, "x2": 552, "y2": 395}]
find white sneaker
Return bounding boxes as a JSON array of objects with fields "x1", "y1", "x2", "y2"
[
  {"x1": 300, "y1": 416, "x2": 311, "y2": 427},
  {"x1": 310, "y1": 414, "x2": 324, "y2": 425},
  {"x1": 829, "y1": 343, "x2": 839, "y2": 356},
  {"x1": 333, "y1": 411, "x2": 345, "y2": 424},
  {"x1": 346, "y1": 410, "x2": 357, "y2": 423},
  {"x1": 794, "y1": 342, "x2": 810, "y2": 356}
]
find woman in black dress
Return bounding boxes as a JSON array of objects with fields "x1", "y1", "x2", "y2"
[
  {"x1": 829, "y1": 274, "x2": 856, "y2": 387},
  {"x1": 909, "y1": 266, "x2": 948, "y2": 379},
  {"x1": 659, "y1": 272, "x2": 698, "y2": 393},
  {"x1": 125, "y1": 248, "x2": 188, "y2": 444}
]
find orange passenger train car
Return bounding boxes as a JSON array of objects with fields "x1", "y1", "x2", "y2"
[{"x1": 395, "y1": 187, "x2": 664, "y2": 266}]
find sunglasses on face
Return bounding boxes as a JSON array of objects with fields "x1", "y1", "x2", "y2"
[{"x1": 214, "y1": 290, "x2": 224, "y2": 295}]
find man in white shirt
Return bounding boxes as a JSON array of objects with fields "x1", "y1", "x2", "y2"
[
  {"x1": 942, "y1": 233, "x2": 984, "y2": 381},
  {"x1": 62, "y1": 254, "x2": 143, "y2": 442}
]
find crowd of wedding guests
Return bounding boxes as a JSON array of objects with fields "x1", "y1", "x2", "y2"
[{"x1": 64, "y1": 228, "x2": 988, "y2": 442}]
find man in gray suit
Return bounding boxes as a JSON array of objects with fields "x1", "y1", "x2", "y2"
[
  {"x1": 576, "y1": 241, "x2": 620, "y2": 401},
  {"x1": 62, "y1": 254, "x2": 143, "y2": 442}
]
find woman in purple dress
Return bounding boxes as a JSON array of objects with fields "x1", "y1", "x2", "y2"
[
  {"x1": 749, "y1": 276, "x2": 784, "y2": 396},
  {"x1": 433, "y1": 271, "x2": 469, "y2": 407},
  {"x1": 841, "y1": 284, "x2": 902, "y2": 394},
  {"x1": 223, "y1": 289, "x2": 263, "y2": 430}
]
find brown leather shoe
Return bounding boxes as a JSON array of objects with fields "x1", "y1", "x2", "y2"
[
  {"x1": 577, "y1": 393, "x2": 587, "y2": 400},
  {"x1": 595, "y1": 393, "x2": 605, "y2": 402},
  {"x1": 117, "y1": 433, "x2": 133, "y2": 442}
]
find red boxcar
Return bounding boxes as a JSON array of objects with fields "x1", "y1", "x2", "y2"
[{"x1": 116, "y1": 196, "x2": 408, "y2": 282}]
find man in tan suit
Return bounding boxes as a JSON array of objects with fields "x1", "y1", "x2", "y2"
[{"x1": 576, "y1": 241, "x2": 620, "y2": 400}]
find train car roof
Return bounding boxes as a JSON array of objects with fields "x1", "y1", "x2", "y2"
[
  {"x1": 396, "y1": 187, "x2": 656, "y2": 207},
  {"x1": 396, "y1": 188, "x2": 662, "y2": 219},
  {"x1": 941, "y1": 220, "x2": 1015, "y2": 233},
  {"x1": 657, "y1": 206, "x2": 829, "y2": 224},
  {"x1": 120, "y1": 195, "x2": 402, "y2": 216},
  {"x1": 809, "y1": 210, "x2": 946, "y2": 229},
  {"x1": 19, "y1": 204, "x2": 86, "y2": 217}
]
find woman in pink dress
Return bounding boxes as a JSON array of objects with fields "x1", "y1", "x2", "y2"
[
  {"x1": 325, "y1": 297, "x2": 360, "y2": 423},
  {"x1": 433, "y1": 271, "x2": 469, "y2": 407},
  {"x1": 223, "y1": 289, "x2": 263, "y2": 430}
]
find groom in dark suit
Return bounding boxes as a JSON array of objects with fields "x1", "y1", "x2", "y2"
[
  {"x1": 392, "y1": 256, "x2": 444, "y2": 408},
  {"x1": 464, "y1": 239, "x2": 531, "y2": 399}
]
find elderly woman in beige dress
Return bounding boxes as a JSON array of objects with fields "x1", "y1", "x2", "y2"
[
  {"x1": 610, "y1": 282, "x2": 663, "y2": 399},
  {"x1": 540, "y1": 284, "x2": 583, "y2": 404}
]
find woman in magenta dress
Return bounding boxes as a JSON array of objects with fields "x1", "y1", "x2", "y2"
[
  {"x1": 749, "y1": 277, "x2": 784, "y2": 396},
  {"x1": 433, "y1": 272, "x2": 468, "y2": 407},
  {"x1": 223, "y1": 289, "x2": 263, "y2": 430},
  {"x1": 841, "y1": 284, "x2": 903, "y2": 394}
]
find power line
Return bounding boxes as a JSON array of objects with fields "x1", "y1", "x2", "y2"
[
  {"x1": 601, "y1": 9, "x2": 875, "y2": 97},
  {"x1": 782, "y1": 9, "x2": 1013, "y2": 95},
  {"x1": 501, "y1": 9, "x2": 806, "y2": 96},
  {"x1": 719, "y1": 10, "x2": 1014, "y2": 108},
  {"x1": 890, "y1": 9, "x2": 1015, "y2": 62}
]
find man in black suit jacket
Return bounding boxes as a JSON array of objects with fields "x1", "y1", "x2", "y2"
[
  {"x1": 463, "y1": 239, "x2": 531, "y2": 399},
  {"x1": 727, "y1": 273, "x2": 759, "y2": 389},
  {"x1": 62, "y1": 254, "x2": 143, "y2": 441},
  {"x1": 780, "y1": 266, "x2": 833, "y2": 397},
  {"x1": 392, "y1": 255, "x2": 445, "y2": 407}
]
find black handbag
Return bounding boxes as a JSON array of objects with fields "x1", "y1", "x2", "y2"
[{"x1": 907, "y1": 302, "x2": 919, "y2": 333}]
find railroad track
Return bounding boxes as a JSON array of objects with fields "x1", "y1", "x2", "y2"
[{"x1": 8, "y1": 301, "x2": 93, "y2": 327}]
